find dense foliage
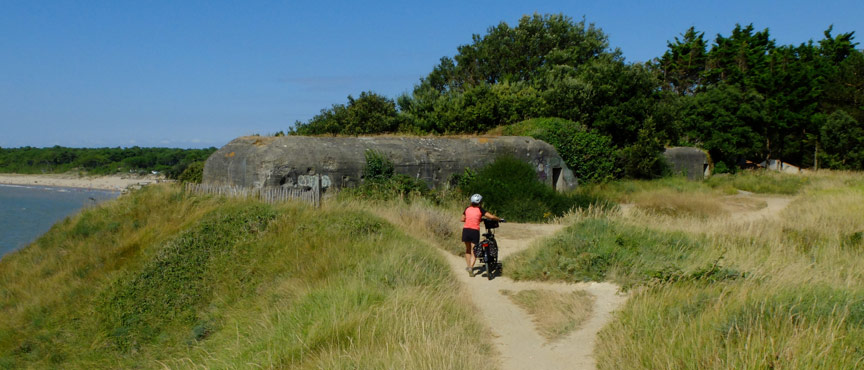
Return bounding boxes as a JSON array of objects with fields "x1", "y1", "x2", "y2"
[
  {"x1": 290, "y1": 14, "x2": 863, "y2": 178},
  {"x1": 0, "y1": 146, "x2": 216, "y2": 179},
  {"x1": 502, "y1": 118, "x2": 620, "y2": 182},
  {"x1": 656, "y1": 25, "x2": 863, "y2": 172},
  {"x1": 459, "y1": 156, "x2": 604, "y2": 222},
  {"x1": 291, "y1": 92, "x2": 403, "y2": 135}
]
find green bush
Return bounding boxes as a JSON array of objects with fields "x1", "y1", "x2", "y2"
[
  {"x1": 344, "y1": 150, "x2": 428, "y2": 200},
  {"x1": 177, "y1": 161, "x2": 205, "y2": 183},
  {"x1": 503, "y1": 118, "x2": 619, "y2": 183},
  {"x1": 362, "y1": 150, "x2": 395, "y2": 181},
  {"x1": 460, "y1": 156, "x2": 601, "y2": 222},
  {"x1": 616, "y1": 119, "x2": 669, "y2": 179}
]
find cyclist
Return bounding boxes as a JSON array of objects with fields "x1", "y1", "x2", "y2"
[{"x1": 461, "y1": 193, "x2": 503, "y2": 277}]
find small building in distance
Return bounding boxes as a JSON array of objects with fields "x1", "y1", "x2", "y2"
[
  {"x1": 203, "y1": 135, "x2": 578, "y2": 192},
  {"x1": 760, "y1": 159, "x2": 801, "y2": 174},
  {"x1": 663, "y1": 147, "x2": 711, "y2": 180}
]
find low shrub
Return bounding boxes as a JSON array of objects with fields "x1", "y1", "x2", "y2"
[
  {"x1": 343, "y1": 150, "x2": 428, "y2": 200},
  {"x1": 459, "y1": 156, "x2": 604, "y2": 222},
  {"x1": 177, "y1": 161, "x2": 205, "y2": 183}
]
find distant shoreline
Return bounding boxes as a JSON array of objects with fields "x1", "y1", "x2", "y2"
[{"x1": 0, "y1": 173, "x2": 167, "y2": 191}]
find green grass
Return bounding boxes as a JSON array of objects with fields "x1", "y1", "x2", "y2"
[
  {"x1": 0, "y1": 184, "x2": 492, "y2": 368},
  {"x1": 506, "y1": 218, "x2": 737, "y2": 289},
  {"x1": 706, "y1": 170, "x2": 810, "y2": 195},
  {"x1": 508, "y1": 170, "x2": 864, "y2": 369},
  {"x1": 598, "y1": 282, "x2": 864, "y2": 369},
  {"x1": 579, "y1": 171, "x2": 810, "y2": 204}
]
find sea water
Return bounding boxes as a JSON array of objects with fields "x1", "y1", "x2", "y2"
[{"x1": 0, "y1": 184, "x2": 119, "y2": 259}]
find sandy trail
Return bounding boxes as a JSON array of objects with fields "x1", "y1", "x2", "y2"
[{"x1": 440, "y1": 222, "x2": 627, "y2": 370}]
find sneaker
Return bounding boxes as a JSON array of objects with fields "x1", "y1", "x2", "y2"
[{"x1": 466, "y1": 267, "x2": 475, "y2": 277}]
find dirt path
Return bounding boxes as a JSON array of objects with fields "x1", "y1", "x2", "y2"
[
  {"x1": 439, "y1": 223, "x2": 627, "y2": 370},
  {"x1": 730, "y1": 193, "x2": 793, "y2": 223}
]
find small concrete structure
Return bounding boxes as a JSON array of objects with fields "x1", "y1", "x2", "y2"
[
  {"x1": 761, "y1": 159, "x2": 801, "y2": 174},
  {"x1": 203, "y1": 136, "x2": 578, "y2": 192},
  {"x1": 663, "y1": 147, "x2": 711, "y2": 180}
]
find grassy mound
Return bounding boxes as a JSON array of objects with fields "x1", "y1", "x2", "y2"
[
  {"x1": 0, "y1": 185, "x2": 491, "y2": 368},
  {"x1": 506, "y1": 218, "x2": 738, "y2": 288},
  {"x1": 508, "y1": 171, "x2": 864, "y2": 368}
]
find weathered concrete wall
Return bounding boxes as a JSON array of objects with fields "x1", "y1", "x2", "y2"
[
  {"x1": 663, "y1": 147, "x2": 710, "y2": 180},
  {"x1": 203, "y1": 136, "x2": 578, "y2": 192}
]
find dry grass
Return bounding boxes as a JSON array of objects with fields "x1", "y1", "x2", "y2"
[
  {"x1": 502, "y1": 289, "x2": 595, "y2": 341},
  {"x1": 0, "y1": 184, "x2": 494, "y2": 369},
  {"x1": 632, "y1": 189, "x2": 729, "y2": 218},
  {"x1": 511, "y1": 170, "x2": 864, "y2": 368},
  {"x1": 333, "y1": 195, "x2": 468, "y2": 256}
]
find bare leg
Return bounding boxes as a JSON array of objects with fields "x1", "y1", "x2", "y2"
[{"x1": 464, "y1": 242, "x2": 476, "y2": 273}]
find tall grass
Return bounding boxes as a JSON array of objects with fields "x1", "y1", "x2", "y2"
[
  {"x1": 502, "y1": 289, "x2": 595, "y2": 341},
  {"x1": 0, "y1": 184, "x2": 492, "y2": 368},
  {"x1": 705, "y1": 170, "x2": 810, "y2": 195},
  {"x1": 506, "y1": 218, "x2": 736, "y2": 288},
  {"x1": 508, "y1": 170, "x2": 864, "y2": 368}
]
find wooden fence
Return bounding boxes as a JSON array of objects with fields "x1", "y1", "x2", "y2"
[{"x1": 185, "y1": 177, "x2": 322, "y2": 208}]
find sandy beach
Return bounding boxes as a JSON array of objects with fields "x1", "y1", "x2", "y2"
[{"x1": 0, "y1": 173, "x2": 167, "y2": 191}]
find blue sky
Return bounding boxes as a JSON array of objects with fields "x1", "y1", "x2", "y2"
[{"x1": 1, "y1": 0, "x2": 861, "y2": 149}]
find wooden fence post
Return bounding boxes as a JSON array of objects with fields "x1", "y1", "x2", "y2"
[
  {"x1": 315, "y1": 174, "x2": 322, "y2": 208},
  {"x1": 186, "y1": 181, "x2": 322, "y2": 208}
]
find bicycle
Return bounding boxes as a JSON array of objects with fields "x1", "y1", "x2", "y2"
[{"x1": 473, "y1": 218, "x2": 503, "y2": 280}]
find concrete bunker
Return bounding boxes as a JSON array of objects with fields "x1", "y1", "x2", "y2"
[
  {"x1": 663, "y1": 147, "x2": 711, "y2": 180},
  {"x1": 203, "y1": 136, "x2": 578, "y2": 192}
]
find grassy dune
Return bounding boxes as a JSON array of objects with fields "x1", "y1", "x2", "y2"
[
  {"x1": 0, "y1": 185, "x2": 492, "y2": 368},
  {"x1": 7, "y1": 169, "x2": 863, "y2": 368},
  {"x1": 508, "y1": 171, "x2": 864, "y2": 369}
]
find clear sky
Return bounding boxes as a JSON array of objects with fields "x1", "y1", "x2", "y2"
[{"x1": 1, "y1": 0, "x2": 861, "y2": 149}]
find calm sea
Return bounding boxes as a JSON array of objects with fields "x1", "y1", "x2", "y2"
[{"x1": 0, "y1": 184, "x2": 120, "y2": 259}]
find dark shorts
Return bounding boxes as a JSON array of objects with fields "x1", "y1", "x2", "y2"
[{"x1": 462, "y1": 228, "x2": 480, "y2": 245}]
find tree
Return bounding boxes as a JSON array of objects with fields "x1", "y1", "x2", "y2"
[
  {"x1": 399, "y1": 13, "x2": 636, "y2": 135},
  {"x1": 704, "y1": 24, "x2": 775, "y2": 89},
  {"x1": 820, "y1": 110, "x2": 864, "y2": 169},
  {"x1": 292, "y1": 92, "x2": 401, "y2": 135},
  {"x1": 654, "y1": 27, "x2": 708, "y2": 95},
  {"x1": 821, "y1": 49, "x2": 864, "y2": 124},
  {"x1": 677, "y1": 84, "x2": 766, "y2": 170}
]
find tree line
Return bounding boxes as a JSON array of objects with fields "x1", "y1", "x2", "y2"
[
  {"x1": 0, "y1": 146, "x2": 216, "y2": 179},
  {"x1": 291, "y1": 14, "x2": 863, "y2": 181}
]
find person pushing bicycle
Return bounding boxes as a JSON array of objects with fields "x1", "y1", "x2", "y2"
[{"x1": 461, "y1": 194, "x2": 503, "y2": 277}]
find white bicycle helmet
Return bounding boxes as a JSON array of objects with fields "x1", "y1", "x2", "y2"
[{"x1": 470, "y1": 194, "x2": 483, "y2": 204}]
